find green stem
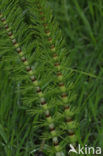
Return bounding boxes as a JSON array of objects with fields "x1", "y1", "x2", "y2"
[
  {"x1": 35, "y1": 1, "x2": 78, "y2": 153},
  {"x1": 0, "y1": 12, "x2": 63, "y2": 155}
]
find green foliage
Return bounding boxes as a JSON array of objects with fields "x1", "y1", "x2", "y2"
[{"x1": 0, "y1": 0, "x2": 103, "y2": 156}]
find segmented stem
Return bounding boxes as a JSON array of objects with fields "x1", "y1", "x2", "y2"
[
  {"x1": 0, "y1": 13, "x2": 63, "y2": 155},
  {"x1": 36, "y1": 2, "x2": 78, "y2": 150}
]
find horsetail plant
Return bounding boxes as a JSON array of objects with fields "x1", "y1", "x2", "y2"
[
  {"x1": 27, "y1": 0, "x2": 78, "y2": 152},
  {"x1": 0, "y1": 0, "x2": 79, "y2": 155},
  {"x1": 0, "y1": 12, "x2": 65, "y2": 156}
]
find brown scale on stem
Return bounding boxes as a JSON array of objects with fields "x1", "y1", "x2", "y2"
[
  {"x1": 16, "y1": 47, "x2": 21, "y2": 53},
  {"x1": 57, "y1": 72, "x2": 62, "y2": 76},
  {"x1": 31, "y1": 76, "x2": 36, "y2": 82},
  {"x1": 41, "y1": 99, "x2": 46, "y2": 105},
  {"x1": 59, "y1": 83, "x2": 64, "y2": 87},
  {"x1": 61, "y1": 93, "x2": 67, "y2": 98},
  {"x1": 64, "y1": 105, "x2": 70, "y2": 110},
  {"x1": 48, "y1": 37, "x2": 52, "y2": 43},
  {"x1": 68, "y1": 131, "x2": 75, "y2": 136},
  {"x1": 26, "y1": 66, "x2": 31, "y2": 72},
  {"x1": 41, "y1": 101, "x2": 46, "y2": 105},
  {"x1": 21, "y1": 57, "x2": 26, "y2": 62},
  {"x1": 43, "y1": 23, "x2": 48, "y2": 28},
  {"x1": 53, "y1": 53, "x2": 58, "y2": 59},
  {"x1": 8, "y1": 32, "x2": 12, "y2": 36},
  {"x1": 1, "y1": 18, "x2": 5, "y2": 22},
  {"x1": 5, "y1": 24, "x2": 9, "y2": 29},
  {"x1": 50, "y1": 127, "x2": 55, "y2": 131},
  {"x1": 12, "y1": 39, "x2": 16, "y2": 45},
  {"x1": 45, "y1": 113, "x2": 50, "y2": 118},
  {"x1": 40, "y1": 11, "x2": 43, "y2": 15},
  {"x1": 66, "y1": 118, "x2": 73, "y2": 123},
  {"x1": 45, "y1": 30, "x2": 50, "y2": 36},
  {"x1": 50, "y1": 45, "x2": 55, "y2": 49},
  {"x1": 55, "y1": 63, "x2": 60, "y2": 67},
  {"x1": 36, "y1": 87, "x2": 42, "y2": 93},
  {"x1": 54, "y1": 142, "x2": 59, "y2": 146}
]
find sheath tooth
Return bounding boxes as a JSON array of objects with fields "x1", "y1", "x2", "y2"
[
  {"x1": 40, "y1": 11, "x2": 43, "y2": 15},
  {"x1": 45, "y1": 30, "x2": 51, "y2": 36},
  {"x1": 53, "y1": 137, "x2": 58, "y2": 144},
  {"x1": 49, "y1": 123, "x2": 55, "y2": 129},
  {"x1": 50, "y1": 45, "x2": 55, "y2": 51},
  {"x1": 5, "y1": 24, "x2": 9, "y2": 29},
  {"x1": 40, "y1": 97, "x2": 45, "y2": 103},
  {"x1": 45, "y1": 110, "x2": 50, "y2": 116},
  {"x1": 55, "y1": 62, "x2": 60, "y2": 70},
  {"x1": 16, "y1": 47, "x2": 21, "y2": 52},
  {"x1": 36, "y1": 86, "x2": 41, "y2": 93},
  {"x1": 43, "y1": 23, "x2": 48, "y2": 28},
  {"x1": 1, "y1": 17, "x2": 6, "y2": 22},
  {"x1": 64, "y1": 105, "x2": 69, "y2": 110},
  {"x1": 61, "y1": 93, "x2": 67, "y2": 98},
  {"x1": 68, "y1": 130, "x2": 75, "y2": 136},
  {"x1": 12, "y1": 39, "x2": 16, "y2": 44},
  {"x1": 48, "y1": 37, "x2": 52, "y2": 43},
  {"x1": 53, "y1": 54, "x2": 58, "y2": 60},
  {"x1": 8, "y1": 31, "x2": 12, "y2": 36},
  {"x1": 21, "y1": 56, "x2": 26, "y2": 62},
  {"x1": 57, "y1": 72, "x2": 63, "y2": 81},
  {"x1": 66, "y1": 118, "x2": 72, "y2": 123},
  {"x1": 31, "y1": 75, "x2": 36, "y2": 82},
  {"x1": 26, "y1": 66, "x2": 31, "y2": 72},
  {"x1": 37, "y1": 88, "x2": 43, "y2": 97}
]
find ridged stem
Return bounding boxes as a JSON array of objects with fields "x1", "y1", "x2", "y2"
[
  {"x1": 0, "y1": 13, "x2": 64, "y2": 156},
  {"x1": 36, "y1": 2, "x2": 78, "y2": 152}
]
